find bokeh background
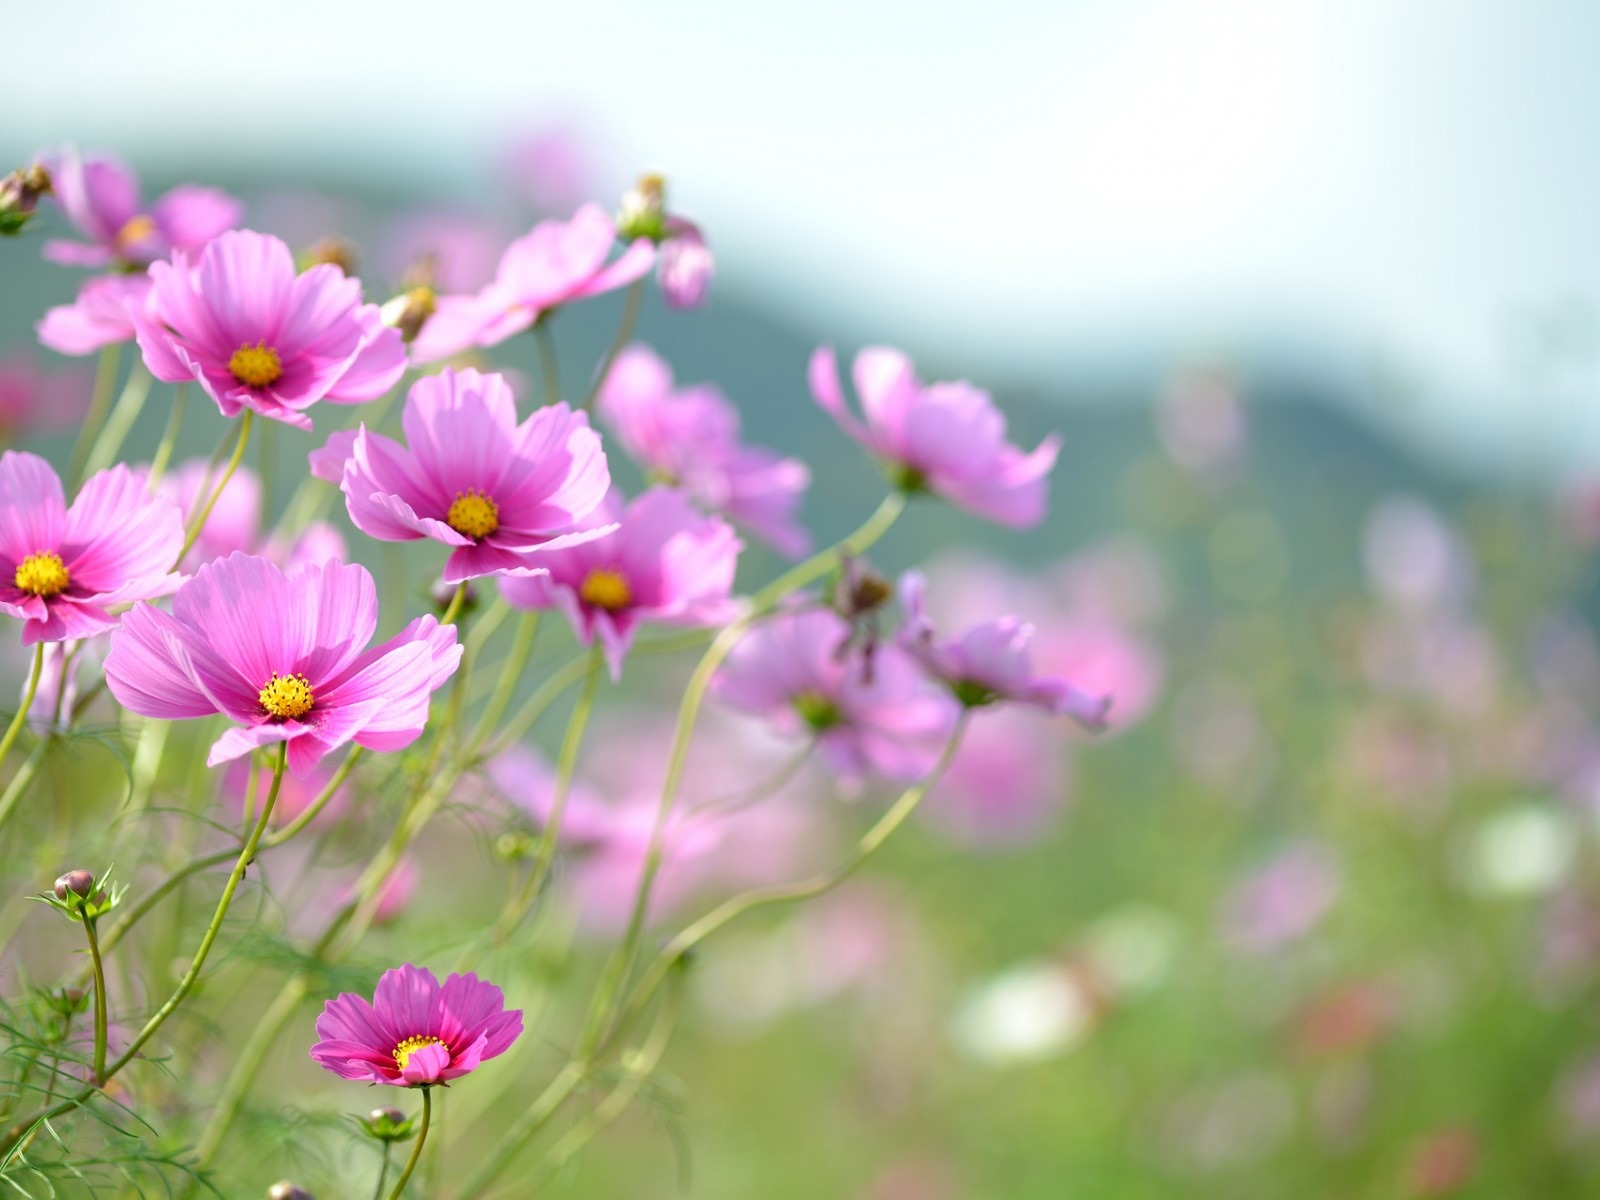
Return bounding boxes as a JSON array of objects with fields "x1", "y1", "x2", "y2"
[{"x1": 6, "y1": 2, "x2": 1600, "y2": 1197}]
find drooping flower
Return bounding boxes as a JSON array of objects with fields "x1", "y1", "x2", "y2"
[
  {"x1": 133, "y1": 229, "x2": 406, "y2": 429},
  {"x1": 36, "y1": 274, "x2": 153, "y2": 357},
  {"x1": 713, "y1": 609, "x2": 958, "y2": 786},
  {"x1": 597, "y1": 344, "x2": 811, "y2": 556},
  {"x1": 312, "y1": 367, "x2": 613, "y2": 584},
  {"x1": 899, "y1": 571, "x2": 1111, "y2": 729},
  {"x1": 615, "y1": 174, "x2": 714, "y2": 311},
  {"x1": 499, "y1": 487, "x2": 741, "y2": 678},
  {"x1": 42, "y1": 148, "x2": 241, "y2": 270},
  {"x1": 0, "y1": 452, "x2": 184, "y2": 645},
  {"x1": 808, "y1": 346, "x2": 1059, "y2": 527},
  {"x1": 309, "y1": 964, "x2": 522, "y2": 1087},
  {"x1": 104, "y1": 554, "x2": 461, "y2": 777},
  {"x1": 409, "y1": 204, "x2": 654, "y2": 363}
]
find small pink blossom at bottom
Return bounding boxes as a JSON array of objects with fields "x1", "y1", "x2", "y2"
[{"x1": 310, "y1": 963, "x2": 522, "y2": 1087}]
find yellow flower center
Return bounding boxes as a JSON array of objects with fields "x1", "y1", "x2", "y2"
[
  {"x1": 228, "y1": 341, "x2": 284, "y2": 388},
  {"x1": 446, "y1": 489, "x2": 499, "y2": 539},
  {"x1": 579, "y1": 568, "x2": 632, "y2": 612},
  {"x1": 392, "y1": 1034, "x2": 446, "y2": 1073},
  {"x1": 14, "y1": 552, "x2": 68, "y2": 598},
  {"x1": 114, "y1": 214, "x2": 157, "y2": 250},
  {"x1": 258, "y1": 672, "x2": 314, "y2": 721}
]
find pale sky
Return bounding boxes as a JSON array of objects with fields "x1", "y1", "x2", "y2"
[{"x1": 6, "y1": 0, "x2": 1600, "y2": 473}]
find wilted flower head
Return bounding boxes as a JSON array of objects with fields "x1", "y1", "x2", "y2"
[
  {"x1": 310, "y1": 963, "x2": 522, "y2": 1086},
  {"x1": 0, "y1": 452, "x2": 184, "y2": 644},
  {"x1": 104, "y1": 554, "x2": 461, "y2": 777},
  {"x1": 809, "y1": 346, "x2": 1059, "y2": 528},
  {"x1": 134, "y1": 229, "x2": 406, "y2": 429},
  {"x1": 312, "y1": 367, "x2": 613, "y2": 584},
  {"x1": 500, "y1": 486, "x2": 742, "y2": 678},
  {"x1": 41, "y1": 148, "x2": 240, "y2": 270}
]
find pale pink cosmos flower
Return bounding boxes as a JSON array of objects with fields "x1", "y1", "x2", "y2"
[
  {"x1": 598, "y1": 344, "x2": 811, "y2": 556},
  {"x1": 714, "y1": 609, "x2": 958, "y2": 786},
  {"x1": 310, "y1": 963, "x2": 521, "y2": 1087},
  {"x1": 133, "y1": 230, "x2": 406, "y2": 430},
  {"x1": 409, "y1": 204, "x2": 655, "y2": 364},
  {"x1": 41, "y1": 148, "x2": 241, "y2": 270},
  {"x1": 920, "y1": 709, "x2": 1068, "y2": 848},
  {"x1": 1221, "y1": 842, "x2": 1342, "y2": 955},
  {"x1": 809, "y1": 346, "x2": 1059, "y2": 527},
  {"x1": 657, "y1": 217, "x2": 714, "y2": 310},
  {"x1": 104, "y1": 554, "x2": 461, "y2": 777},
  {"x1": 157, "y1": 458, "x2": 346, "y2": 571},
  {"x1": 312, "y1": 367, "x2": 613, "y2": 584},
  {"x1": 37, "y1": 275, "x2": 153, "y2": 356},
  {"x1": 0, "y1": 353, "x2": 91, "y2": 438},
  {"x1": 899, "y1": 571, "x2": 1111, "y2": 728},
  {"x1": 500, "y1": 487, "x2": 741, "y2": 678},
  {"x1": 0, "y1": 452, "x2": 184, "y2": 645}
]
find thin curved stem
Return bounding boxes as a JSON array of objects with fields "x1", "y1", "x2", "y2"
[
  {"x1": 68, "y1": 344, "x2": 123, "y2": 489},
  {"x1": 439, "y1": 581, "x2": 468, "y2": 627},
  {"x1": 386, "y1": 1087, "x2": 431, "y2": 1200},
  {"x1": 582, "y1": 278, "x2": 645, "y2": 411},
  {"x1": 534, "y1": 320, "x2": 561, "y2": 406},
  {"x1": 81, "y1": 916, "x2": 108, "y2": 1085},
  {"x1": 81, "y1": 361, "x2": 153, "y2": 478},
  {"x1": 175, "y1": 412, "x2": 252, "y2": 568},
  {"x1": 0, "y1": 642, "x2": 45, "y2": 805},
  {"x1": 372, "y1": 1143, "x2": 393, "y2": 1200},
  {"x1": 145, "y1": 383, "x2": 189, "y2": 491}
]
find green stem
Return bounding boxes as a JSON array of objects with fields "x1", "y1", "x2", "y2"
[
  {"x1": 372, "y1": 1142, "x2": 393, "y2": 1200},
  {"x1": 439, "y1": 581, "x2": 468, "y2": 627},
  {"x1": 534, "y1": 319, "x2": 561, "y2": 405},
  {"x1": 81, "y1": 361, "x2": 153, "y2": 478},
  {"x1": 0, "y1": 741, "x2": 45, "y2": 834},
  {"x1": 174, "y1": 411, "x2": 252, "y2": 568},
  {"x1": 189, "y1": 974, "x2": 308, "y2": 1170},
  {"x1": 81, "y1": 915, "x2": 108, "y2": 1085},
  {"x1": 468, "y1": 611, "x2": 538, "y2": 757},
  {"x1": 452, "y1": 1062, "x2": 584, "y2": 1200},
  {"x1": 145, "y1": 383, "x2": 189, "y2": 491},
  {"x1": 386, "y1": 1087, "x2": 431, "y2": 1200},
  {"x1": 0, "y1": 642, "x2": 45, "y2": 787},
  {"x1": 68, "y1": 344, "x2": 123, "y2": 489},
  {"x1": 583, "y1": 278, "x2": 644, "y2": 411}
]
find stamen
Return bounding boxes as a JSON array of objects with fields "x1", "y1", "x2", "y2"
[
  {"x1": 392, "y1": 1034, "x2": 446, "y2": 1073},
  {"x1": 14, "y1": 551, "x2": 68, "y2": 597},
  {"x1": 114, "y1": 214, "x2": 156, "y2": 250},
  {"x1": 229, "y1": 341, "x2": 284, "y2": 388},
  {"x1": 446, "y1": 489, "x2": 499, "y2": 539},
  {"x1": 258, "y1": 672, "x2": 314, "y2": 721},
  {"x1": 579, "y1": 568, "x2": 632, "y2": 612}
]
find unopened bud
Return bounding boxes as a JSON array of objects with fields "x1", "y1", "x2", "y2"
[
  {"x1": 494, "y1": 831, "x2": 536, "y2": 862},
  {"x1": 380, "y1": 286, "x2": 437, "y2": 344},
  {"x1": 358, "y1": 1104, "x2": 416, "y2": 1143},
  {"x1": 0, "y1": 164, "x2": 52, "y2": 235},
  {"x1": 53, "y1": 870, "x2": 94, "y2": 902},
  {"x1": 267, "y1": 1183, "x2": 315, "y2": 1200},
  {"x1": 617, "y1": 172, "x2": 668, "y2": 242}
]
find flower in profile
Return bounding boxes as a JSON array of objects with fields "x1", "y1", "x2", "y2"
[
  {"x1": 899, "y1": 571, "x2": 1111, "y2": 729},
  {"x1": 310, "y1": 964, "x2": 522, "y2": 1086},
  {"x1": 616, "y1": 174, "x2": 714, "y2": 310},
  {"x1": 713, "y1": 609, "x2": 958, "y2": 786},
  {"x1": 42, "y1": 148, "x2": 241, "y2": 270},
  {"x1": 809, "y1": 346, "x2": 1059, "y2": 527},
  {"x1": 312, "y1": 367, "x2": 613, "y2": 584},
  {"x1": 0, "y1": 452, "x2": 184, "y2": 645},
  {"x1": 133, "y1": 229, "x2": 406, "y2": 429},
  {"x1": 499, "y1": 486, "x2": 742, "y2": 678},
  {"x1": 37, "y1": 275, "x2": 153, "y2": 356},
  {"x1": 598, "y1": 344, "x2": 811, "y2": 556},
  {"x1": 409, "y1": 204, "x2": 654, "y2": 364},
  {"x1": 104, "y1": 554, "x2": 461, "y2": 777}
]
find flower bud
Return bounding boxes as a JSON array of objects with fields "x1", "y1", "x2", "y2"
[
  {"x1": 616, "y1": 172, "x2": 668, "y2": 242},
  {"x1": 494, "y1": 831, "x2": 536, "y2": 862},
  {"x1": 0, "y1": 163, "x2": 52, "y2": 235},
  {"x1": 267, "y1": 1183, "x2": 315, "y2": 1200},
  {"x1": 53, "y1": 870, "x2": 95, "y2": 902},
  {"x1": 298, "y1": 237, "x2": 358, "y2": 276},
  {"x1": 357, "y1": 1105, "x2": 417, "y2": 1142},
  {"x1": 46, "y1": 986, "x2": 90, "y2": 1016},
  {"x1": 380, "y1": 286, "x2": 438, "y2": 344}
]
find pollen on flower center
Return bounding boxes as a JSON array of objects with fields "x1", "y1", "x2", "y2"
[
  {"x1": 115, "y1": 214, "x2": 156, "y2": 250},
  {"x1": 392, "y1": 1034, "x2": 445, "y2": 1073},
  {"x1": 14, "y1": 551, "x2": 68, "y2": 597},
  {"x1": 579, "y1": 568, "x2": 632, "y2": 611},
  {"x1": 446, "y1": 488, "x2": 499, "y2": 539},
  {"x1": 228, "y1": 341, "x2": 284, "y2": 388},
  {"x1": 258, "y1": 672, "x2": 314, "y2": 721}
]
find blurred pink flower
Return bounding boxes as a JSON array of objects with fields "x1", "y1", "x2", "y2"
[
  {"x1": 500, "y1": 125, "x2": 598, "y2": 216},
  {"x1": 382, "y1": 210, "x2": 509, "y2": 293},
  {"x1": 919, "y1": 708, "x2": 1066, "y2": 848},
  {"x1": 657, "y1": 217, "x2": 714, "y2": 310},
  {"x1": 37, "y1": 275, "x2": 153, "y2": 356},
  {"x1": 1221, "y1": 842, "x2": 1341, "y2": 954},
  {"x1": 0, "y1": 353, "x2": 91, "y2": 437}
]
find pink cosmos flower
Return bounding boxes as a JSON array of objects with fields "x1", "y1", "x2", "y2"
[
  {"x1": 598, "y1": 344, "x2": 811, "y2": 556},
  {"x1": 133, "y1": 230, "x2": 406, "y2": 430},
  {"x1": 0, "y1": 452, "x2": 184, "y2": 645},
  {"x1": 309, "y1": 963, "x2": 522, "y2": 1087},
  {"x1": 37, "y1": 275, "x2": 153, "y2": 356},
  {"x1": 499, "y1": 487, "x2": 741, "y2": 678},
  {"x1": 0, "y1": 354, "x2": 91, "y2": 438},
  {"x1": 312, "y1": 367, "x2": 613, "y2": 584},
  {"x1": 657, "y1": 217, "x2": 714, "y2": 310},
  {"x1": 104, "y1": 553, "x2": 461, "y2": 777},
  {"x1": 409, "y1": 204, "x2": 655, "y2": 364},
  {"x1": 808, "y1": 346, "x2": 1059, "y2": 527},
  {"x1": 899, "y1": 571, "x2": 1111, "y2": 729},
  {"x1": 42, "y1": 148, "x2": 241, "y2": 270},
  {"x1": 1221, "y1": 842, "x2": 1342, "y2": 955},
  {"x1": 920, "y1": 710, "x2": 1069, "y2": 848},
  {"x1": 713, "y1": 609, "x2": 958, "y2": 785}
]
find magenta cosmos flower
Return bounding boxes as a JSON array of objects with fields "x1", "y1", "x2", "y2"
[
  {"x1": 809, "y1": 346, "x2": 1060, "y2": 528},
  {"x1": 310, "y1": 964, "x2": 522, "y2": 1087},
  {"x1": 713, "y1": 609, "x2": 958, "y2": 785},
  {"x1": 899, "y1": 571, "x2": 1111, "y2": 729},
  {"x1": 0, "y1": 452, "x2": 184, "y2": 645},
  {"x1": 410, "y1": 203, "x2": 655, "y2": 363},
  {"x1": 311, "y1": 367, "x2": 612, "y2": 584},
  {"x1": 598, "y1": 344, "x2": 811, "y2": 557},
  {"x1": 500, "y1": 486, "x2": 741, "y2": 678},
  {"x1": 37, "y1": 275, "x2": 153, "y2": 356},
  {"x1": 133, "y1": 229, "x2": 406, "y2": 429},
  {"x1": 104, "y1": 554, "x2": 461, "y2": 777},
  {"x1": 42, "y1": 148, "x2": 241, "y2": 270}
]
